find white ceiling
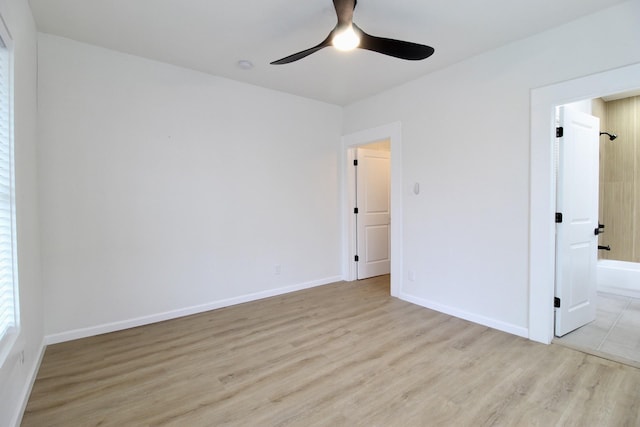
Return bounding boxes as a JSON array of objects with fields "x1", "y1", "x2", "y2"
[{"x1": 28, "y1": 0, "x2": 628, "y2": 105}]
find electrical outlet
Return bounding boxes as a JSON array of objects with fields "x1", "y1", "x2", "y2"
[
  {"x1": 408, "y1": 270, "x2": 416, "y2": 282},
  {"x1": 274, "y1": 264, "x2": 281, "y2": 275},
  {"x1": 20, "y1": 350, "x2": 24, "y2": 365}
]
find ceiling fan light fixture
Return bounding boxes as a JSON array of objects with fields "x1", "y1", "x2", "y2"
[
  {"x1": 270, "y1": 0, "x2": 435, "y2": 64},
  {"x1": 332, "y1": 25, "x2": 360, "y2": 51}
]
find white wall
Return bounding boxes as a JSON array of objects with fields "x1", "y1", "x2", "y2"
[
  {"x1": 0, "y1": 0, "x2": 42, "y2": 426},
  {"x1": 343, "y1": 0, "x2": 640, "y2": 336},
  {"x1": 37, "y1": 34, "x2": 343, "y2": 339}
]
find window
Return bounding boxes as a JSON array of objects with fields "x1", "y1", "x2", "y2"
[{"x1": 0, "y1": 17, "x2": 18, "y2": 365}]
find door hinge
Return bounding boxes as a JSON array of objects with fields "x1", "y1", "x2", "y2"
[
  {"x1": 554, "y1": 297, "x2": 561, "y2": 308},
  {"x1": 353, "y1": 159, "x2": 358, "y2": 166},
  {"x1": 555, "y1": 212, "x2": 563, "y2": 223},
  {"x1": 354, "y1": 255, "x2": 359, "y2": 262},
  {"x1": 556, "y1": 127, "x2": 564, "y2": 138},
  {"x1": 354, "y1": 207, "x2": 359, "y2": 214}
]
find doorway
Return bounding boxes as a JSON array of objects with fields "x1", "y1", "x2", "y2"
[
  {"x1": 353, "y1": 141, "x2": 391, "y2": 280},
  {"x1": 529, "y1": 62, "x2": 640, "y2": 345},
  {"x1": 553, "y1": 97, "x2": 640, "y2": 367},
  {"x1": 341, "y1": 122, "x2": 402, "y2": 297}
]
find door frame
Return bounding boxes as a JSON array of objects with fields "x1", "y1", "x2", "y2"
[
  {"x1": 529, "y1": 62, "x2": 640, "y2": 344},
  {"x1": 342, "y1": 122, "x2": 402, "y2": 297}
]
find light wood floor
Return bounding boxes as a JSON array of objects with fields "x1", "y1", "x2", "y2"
[{"x1": 22, "y1": 276, "x2": 640, "y2": 426}]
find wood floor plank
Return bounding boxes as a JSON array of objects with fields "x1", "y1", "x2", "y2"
[{"x1": 22, "y1": 276, "x2": 640, "y2": 426}]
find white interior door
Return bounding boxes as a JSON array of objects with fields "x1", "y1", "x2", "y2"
[
  {"x1": 555, "y1": 106, "x2": 599, "y2": 337},
  {"x1": 356, "y1": 148, "x2": 390, "y2": 279}
]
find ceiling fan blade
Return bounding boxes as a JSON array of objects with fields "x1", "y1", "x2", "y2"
[
  {"x1": 270, "y1": 35, "x2": 332, "y2": 65},
  {"x1": 355, "y1": 25, "x2": 435, "y2": 61}
]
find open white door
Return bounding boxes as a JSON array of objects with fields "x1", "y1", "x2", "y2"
[
  {"x1": 356, "y1": 148, "x2": 390, "y2": 279},
  {"x1": 555, "y1": 106, "x2": 599, "y2": 337}
]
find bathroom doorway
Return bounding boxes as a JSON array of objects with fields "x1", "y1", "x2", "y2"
[
  {"x1": 553, "y1": 94, "x2": 640, "y2": 367},
  {"x1": 529, "y1": 62, "x2": 640, "y2": 346}
]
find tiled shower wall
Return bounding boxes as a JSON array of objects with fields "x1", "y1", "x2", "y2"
[{"x1": 597, "y1": 95, "x2": 640, "y2": 262}]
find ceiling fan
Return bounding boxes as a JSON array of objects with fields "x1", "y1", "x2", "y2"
[{"x1": 271, "y1": 0, "x2": 435, "y2": 65}]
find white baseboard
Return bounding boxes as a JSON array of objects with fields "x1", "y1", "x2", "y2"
[
  {"x1": 45, "y1": 276, "x2": 342, "y2": 345},
  {"x1": 399, "y1": 292, "x2": 529, "y2": 339},
  {"x1": 12, "y1": 338, "x2": 47, "y2": 427}
]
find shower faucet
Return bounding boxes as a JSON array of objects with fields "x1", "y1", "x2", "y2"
[{"x1": 600, "y1": 132, "x2": 617, "y2": 141}]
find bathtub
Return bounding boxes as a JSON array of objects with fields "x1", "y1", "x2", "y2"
[{"x1": 597, "y1": 259, "x2": 640, "y2": 299}]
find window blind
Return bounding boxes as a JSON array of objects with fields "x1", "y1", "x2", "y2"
[{"x1": 0, "y1": 31, "x2": 17, "y2": 351}]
